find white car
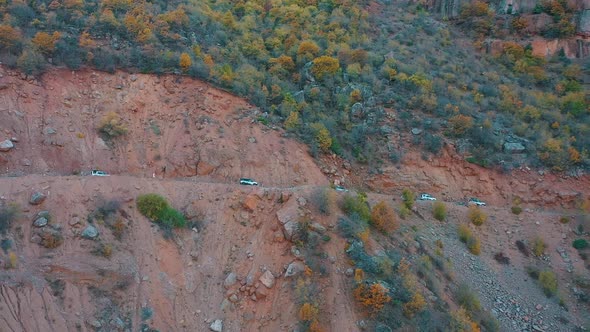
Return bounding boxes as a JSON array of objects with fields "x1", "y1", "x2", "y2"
[
  {"x1": 334, "y1": 186, "x2": 349, "y2": 192},
  {"x1": 239, "y1": 178, "x2": 258, "y2": 186},
  {"x1": 469, "y1": 198, "x2": 486, "y2": 206},
  {"x1": 91, "y1": 170, "x2": 109, "y2": 176},
  {"x1": 420, "y1": 193, "x2": 436, "y2": 201}
]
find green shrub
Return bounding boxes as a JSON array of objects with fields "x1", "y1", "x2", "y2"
[
  {"x1": 337, "y1": 215, "x2": 368, "y2": 240},
  {"x1": 341, "y1": 193, "x2": 371, "y2": 221},
  {"x1": 432, "y1": 202, "x2": 446, "y2": 221},
  {"x1": 458, "y1": 224, "x2": 480, "y2": 255},
  {"x1": 401, "y1": 188, "x2": 415, "y2": 210},
  {"x1": 532, "y1": 236, "x2": 546, "y2": 257},
  {"x1": 511, "y1": 206, "x2": 522, "y2": 215},
  {"x1": 98, "y1": 111, "x2": 128, "y2": 140},
  {"x1": 538, "y1": 270, "x2": 558, "y2": 296},
  {"x1": 573, "y1": 239, "x2": 589, "y2": 250},
  {"x1": 137, "y1": 194, "x2": 170, "y2": 221},
  {"x1": 466, "y1": 236, "x2": 481, "y2": 255},
  {"x1": 398, "y1": 204, "x2": 411, "y2": 219},
  {"x1": 559, "y1": 216, "x2": 570, "y2": 224},
  {"x1": 458, "y1": 224, "x2": 471, "y2": 243},
  {"x1": 468, "y1": 206, "x2": 487, "y2": 226},
  {"x1": 159, "y1": 207, "x2": 186, "y2": 228},
  {"x1": 456, "y1": 283, "x2": 481, "y2": 313},
  {"x1": 0, "y1": 203, "x2": 20, "y2": 235},
  {"x1": 312, "y1": 187, "x2": 335, "y2": 216}
]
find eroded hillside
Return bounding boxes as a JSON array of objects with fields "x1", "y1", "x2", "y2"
[
  {"x1": 0, "y1": 66, "x2": 326, "y2": 187},
  {"x1": 0, "y1": 68, "x2": 589, "y2": 332}
]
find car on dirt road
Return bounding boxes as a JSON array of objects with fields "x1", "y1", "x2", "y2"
[
  {"x1": 239, "y1": 178, "x2": 258, "y2": 186},
  {"x1": 419, "y1": 193, "x2": 436, "y2": 201},
  {"x1": 91, "y1": 170, "x2": 109, "y2": 176},
  {"x1": 468, "y1": 198, "x2": 486, "y2": 206}
]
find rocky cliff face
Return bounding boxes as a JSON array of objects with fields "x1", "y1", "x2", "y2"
[
  {"x1": 425, "y1": 0, "x2": 590, "y2": 58},
  {"x1": 427, "y1": 0, "x2": 588, "y2": 17}
]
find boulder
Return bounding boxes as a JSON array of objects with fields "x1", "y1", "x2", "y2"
[
  {"x1": 242, "y1": 194, "x2": 258, "y2": 212},
  {"x1": 37, "y1": 211, "x2": 50, "y2": 219},
  {"x1": 310, "y1": 223, "x2": 326, "y2": 233},
  {"x1": 81, "y1": 225, "x2": 99, "y2": 239},
  {"x1": 282, "y1": 221, "x2": 300, "y2": 241},
  {"x1": 29, "y1": 192, "x2": 46, "y2": 205},
  {"x1": 255, "y1": 287, "x2": 268, "y2": 299},
  {"x1": 224, "y1": 272, "x2": 237, "y2": 288},
  {"x1": 69, "y1": 217, "x2": 81, "y2": 226},
  {"x1": 0, "y1": 139, "x2": 14, "y2": 152},
  {"x1": 297, "y1": 197, "x2": 307, "y2": 206},
  {"x1": 503, "y1": 142, "x2": 525, "y2": 154},
  {"x1": 43, "y1": 127, "x2": 57, "y2": 135},
  {"x1": 33, "y1": 217, "x2": 48, "y2": 227},
  {"x1": 285, "y1": 261, "x2": 305, "y2": 278},
  {"x1": 259, "y1": 270, "x2": 275, "y2": 289},
  {"x1": 210, "y1": 319, "x2": 223, "y2": 332},
  {"x1": 411, "y1": 128, "x2": 423, "y2": 135}
]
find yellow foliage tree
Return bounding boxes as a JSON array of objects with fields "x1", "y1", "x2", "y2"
[
  {"x1": 284, "y1": 111, "x2": 300, "y2": 130},
  {"x1": 448, "y1": 308, "x2": 480, "y2": 332},
  {"x1": 297, "y1": 40, "x2": 320, "y2": 61},
  {"x1": 79, "y1": 31, "x2": 96, "y2": 48},
  {"x1": 31, "y1": 31, "x2": 61, "y2": 55},
  {"x1": 310, "y1": 123, "x2": 332, "y2": 152},
  {"x1": 203, "y1": 54, "x2": 214, "y2": 68},
  {"x1": 311, "y1": 56, "x2": 340, "y2": 80},
  {"x1": 179, "y1": 52, "x2": 192, "y2": 72},
  {"x1": 370, "y1": 201, "x2": 398, "y2": 233},
  {"x1": 0, "y1": 25, "x2": 21, "y2": 50},
  {"x1": 448, "y1": 114, "x2": 473, "y2": 137},
  {"x1": 468, "y1": 206, "x2": 487, "y2": 226},
  {"x1": 353, "y1": 283, "x2": 391, "y2": 315},
  {"x1": 299, "y1": 302, "x2": 319, "y2": 321},
  {"x1": 403, "y1": 292, "x2": 426, "y2": 318}
]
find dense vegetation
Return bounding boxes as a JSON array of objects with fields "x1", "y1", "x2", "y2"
[{"x1": 0, "y1": 0, "x2": 587, "y2": 170}]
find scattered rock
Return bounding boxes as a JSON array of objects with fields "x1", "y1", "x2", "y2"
[
  {"x1": 411, "y1": 128, "x2": 423, "y2": 135},
  {"x1": 224, "y1": 272, "x2": 237, "y2": 288},
  {"x1": 242, "y1": 194, "x2": 258, "y2": 212},
  {"x1": 210, "y1": 319, "x2": 223, "y2": 332},
  {"x1": 81, "y1": 225, "x2": 99, "y2": 239},
  {"x1": 345, "y1": 268, "x2": 354, "y2": 277},
  {"x1": 88, "y1": 320, "x2": 102, "y2": 328},
  {"x1": 310, "y1": 222, "x2": 326, "y2": 233},
  {"x1": 33, "y1": 217, "x2": 48, "y2": 227},
  {"x1": 43, "y1": 127, "x2": 57, "y2": 135},
  {"x1": 255, "y1": 287, "x2": 268, "y2": 299},
  {"x1": 503, "y1": 142, "x2": 526, "y2": 153},
  {"x1": 248, "y1": 137, "x2": 256, "y2": 143},
  {"x1": 259, "y1": 270, "x2": 275, "y2": 289},
  {"x1": 0, "y1": 139, "x2": 14, "y2": 152},
  {"x1": 291, "y1": 246, "x2": 303, "y2": 259},
  {"x1": 69, "y1": 217, "x2": 81, "y2": 226},
  {"x1": 29, "y1": 191, "x2": 46, "y2": 205},
  {"x1": 279, "y1": 192, "x2": 291, "y2": 202},
  {"x1": 229, "y1": 294, "x2": 239, "y2": 302},
  {"x1": 190, "y1": 250, "x2": 199, "y2": 261},
  {"x1": 220, "y1": 298, "x2": 233, "y2": 312},
  {"x1": 297, "y1": 197, "x2": 307, "y2": 206},
  {"x1": 285, "y1": 261, "x2": 305, "y2": 278},
  {"x1": 282, "y1": 221, "x2": 300, "y2": 241}
]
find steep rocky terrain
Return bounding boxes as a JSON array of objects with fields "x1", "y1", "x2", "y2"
[{"x1": 0, "y1": 68, "x2": 589, "y2": 331}]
